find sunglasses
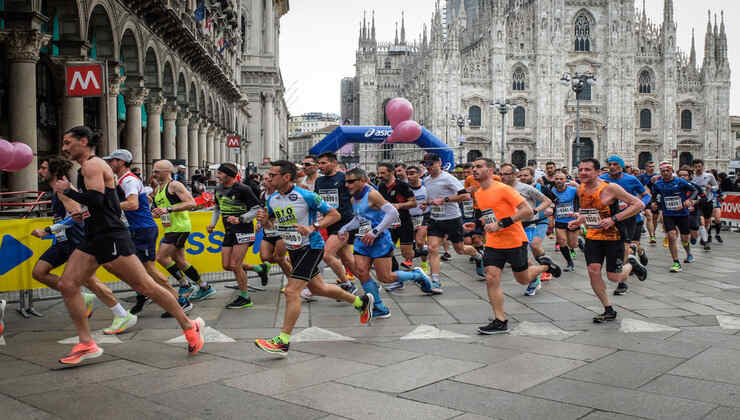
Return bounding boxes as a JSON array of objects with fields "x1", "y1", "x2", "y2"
[
  {"x1": 345, "y1": 178, "x2": 361, "y2": 184},
  {"x1": 302, "y1": 162, "x2": 314, "y2": 166}
]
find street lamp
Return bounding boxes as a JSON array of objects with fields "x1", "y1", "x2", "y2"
[
  {"x1": 560, "y1": 72, "x2": 597, "y2": 165},
  {"x1": 491, "y1": 98, "x2": 511, "y2": 165},
  {"x1": 451, "y1": 114, "x2": 470, "y2": 163}
]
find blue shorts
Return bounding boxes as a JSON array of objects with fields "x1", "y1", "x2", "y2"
[
  {"x1": 353, "y1": 231, "x2": 395, "y2": 259},
  {"x1": 39, "y1": 240, "x2": 77, "y2": 268},
  {"x1": 130, "y1": 226, "x2": 158, "y2": 263},
  {"x1": 525, "y1": 224, "x2": 548, "y2": 244}
]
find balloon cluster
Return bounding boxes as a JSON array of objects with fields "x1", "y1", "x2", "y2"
[
  {"x1": 385, "y1": 98, "x2": 422, "y2": 143},
  {"x1": 0, "y1": 139, "x2": 33, "y2": 172}
]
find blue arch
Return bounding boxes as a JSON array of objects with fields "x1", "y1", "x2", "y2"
[{"x1": 309, "y1": 126, "x2": 456, "y2": 170}]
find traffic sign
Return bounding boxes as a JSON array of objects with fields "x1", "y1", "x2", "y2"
[
  {"x1": 65, "y1": 63, "x2": 105, "y2": 97},
  {"x1": 227, "y1": 136, "x2": 240, "y2": 148}
]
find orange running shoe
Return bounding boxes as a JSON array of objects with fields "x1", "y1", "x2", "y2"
[
  {"x1": 358, "y1": 293, "x2": 374, "y2": 325},
  {"x1": 59, "y1": 341, "x2": 103, "y2": 365},
  {"x1": 184, "y1": 317, "x2": 205, "y2": 355},
  {"x1": 540, "y1": 272, "x2": 553, "y2": 281}
]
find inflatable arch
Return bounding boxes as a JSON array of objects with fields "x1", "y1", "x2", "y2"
[{"x1": 308, "y1": 126, "x2": 456, "y2": 171}]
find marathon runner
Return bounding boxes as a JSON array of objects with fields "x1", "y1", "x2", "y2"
[
  {"x1": 208, "y1": 163, "x2": 266, "y2": 309},
  {"x1": 651, "y1": 162, "x2": 698, "y2": 272},
  {"x1": 638, "y1": 161, "x2": 659, "y2": 244},
  {"x1": 551, "y1": 170, "x2": 579, "y2": 272},
  {"x1": 395, "y1": 163, "x2": 408, "y2": 183},
  {"x1": 567, "y1": 158, "x2": 647, "y2": 323},
  {"x1": 258, "y1": 177, "x2": 291, "y2": 278},
  {"x1": 466, "y1": 158, "x2": 560, "y2": 334},
  {"x1": 407, "y1": 166, "x2": 430, "y2": 275},
  {"x1": 254, "y1": 161, "x2": 373, "y2": 356},
  {"x1": 32, "y1": 157, "x2": 136, "y2": 334},
  {"x1": 377, "y1": 162, "x2": 417, "y2": 272},
  {"x1": 677, "y1": 167, "x2": 705, "y2": 263},
  {"x1": 53, "y1": 126, "x2": 203, "y2": 364},
  {"x1": 600, "y1": 156, "x2": 651, "y2": 295},
  {"x1": 421, "y1": 153, "x2": 483, "y2": 289},
  {"x1": 692, "y1": 159, "x2": 720, "y2": 248},
  {"x1": 463, "y1": 163, "x2": 485, "y2": 277},
  {"x1": 298, "y1": 155, "x2": 319, "y2": 191},
  {"x1": 518, "y1": 167, "x2": 556, "y2": 278}
]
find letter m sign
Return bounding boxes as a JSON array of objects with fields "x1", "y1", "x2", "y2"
[
  {"x1": 65, "y1": 63, "x2": 105, "y2": 97},
  {"x1": 227, "y1": 136, "x2": 241, "y2": 148}
]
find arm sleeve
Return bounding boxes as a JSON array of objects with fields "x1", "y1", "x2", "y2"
[
  {"x1": 239, "y1": 205, "x2": 262, "y2": 223},
  {"x1": 49, "y1": 216, "x2": 76, "y2": 233},
  {"x1": 238, "y1": 184, "x2": 262, "y2": 208},
  {"x1": 63, "y1": 188, "x2": 104, "y2": 208},
  {"x1": 372, "y1": 202, "x2": 400, "y2": 236},
  {"x1": 338, "y1": 215, "x2": 361, "y2": 234},
  {"x1": 210, "y1": 207, "x2": 221, "y2": 226}
]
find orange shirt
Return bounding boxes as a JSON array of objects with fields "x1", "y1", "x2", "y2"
[
  {"x1": 474, "y1": 181, "x2": 529, "y2": 249},
  {"x1": 578, "y1": 181, "x2": 620, "y2": 241},
  {"x1": 465, "y1": 176, "x2": 481, "y2": 209}
]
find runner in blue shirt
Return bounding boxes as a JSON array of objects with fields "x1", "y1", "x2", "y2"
[
  {"x1": 677, "y1": 167, "x2": 706, "y2": 263},
  {"x1": 551, "y1": 171, "x2": 579, "y2": 272},
  {"x1": 637, "y1": 161, "x2": 659, "y2": 244}
]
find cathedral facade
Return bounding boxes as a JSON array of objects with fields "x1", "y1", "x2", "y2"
[{"x1": 343, "y1": 0, "x2": 731, "y2": 171}]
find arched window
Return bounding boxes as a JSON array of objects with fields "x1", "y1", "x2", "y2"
[
  {"x1": 638, "y1": 70, "x2": 652, "y2": 94},
  {"x1": 512, "y1": 68, "x2": 526, "y2": 90},
  {"x1": 576, "y1": 82, "x2": 591, "y2": 101},
  {"x1": 384, "y1": 58, "x2": 391, "y2": 69},
  {"x1": 679, "y1": 151, "x2": 693, "y2": 167},
  {"x1": 513, "y1": 106, "x2": 525, "y2": 128},
  {"x1": 468, "y1": 105, "x2": 481, "y2": 127},
  {"x1": 512, "y1": 150, "x2": 527, "y2": 169},
  {"x1": 574, "y1": 13, "x2": 591, "y2": 52},
  {"x1": 466, "y1": 150, "x2": 482, "y2": 162},
  {"x1": 638, "y1": 152, "x2": 652, "y2": 169},
  {"x1": 681, "y1": 110, "x2": 692, "y2": 130},
  {"x1": 640, "y1": 109, "x2": 651, "y2": 129}
]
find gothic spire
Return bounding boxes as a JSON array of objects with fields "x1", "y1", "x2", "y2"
[
  {"x1": 423, "y1": 23, "x2": 428, "y2": 49},
  {"x1": 690, "y1": 28, "x2": 697, "y2": 69},
  {"x1": 401, "y1": 11, "x2": 406, "y2": 44},
  {"x1": 720, "y1": 10, "x2": 727, "y2": 63},
  {"x1": 642, "y1": 0, "x2": 647, "y2": 26},
  {"x1": 703, "y1": 10, "x2": 715, "y2": 68},
  {"x1": 362, "y1": 10, "x2": 367, "y2": 41},
  {"x1": 664, "y1": 0, "x2": 673, "y2": 24},
  {"x1": 371, "y1": 10, "x2": 376, "y2": 41},
  {"x1": 395, "y1": 21, "x2": 399, "y2": 45}
]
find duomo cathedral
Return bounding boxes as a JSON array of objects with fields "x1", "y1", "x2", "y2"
[{"x1": 341, "y1": 0, "x2": 731, "y2": 170}]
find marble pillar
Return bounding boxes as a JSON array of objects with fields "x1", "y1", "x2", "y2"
[
  {"x1": 265, "y1": 0, "x2": 275, "y2": 55},
  {"x1": 162, "y1": 103, "x2": 179, "y2": 159},
  {"x1": 188, "y1": 115, "x2": 200, "y2": 175},
  {"x1": 177, "y1": 109, "x2": 190, "y2": 173},
  {"x1": 124, "y1": 87, "x2": 150, "y2": 172},
  {"x1": 198, "y1": 120, "x2": 208, "y2": 170},
  {"x1": 206, "y1": 124, "x2": 216, "y2": 167},
  {"x1": 145, "y1": 93, "x2": 165, "y2": 175},
  {"x1": 263, "y1": 92, "x2": 274, "y2": 162},
  {"x1": 105, "y1": 71, "x2": 125, "y2": 156}
]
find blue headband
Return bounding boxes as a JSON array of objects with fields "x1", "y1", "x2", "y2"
[{"x1": 607, "y1": 155, "x2": 625, "y2": 169}]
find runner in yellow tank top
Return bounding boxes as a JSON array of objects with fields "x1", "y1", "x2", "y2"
[{"x1": 567, "y1": 158, "x2": 647, "y2": 323}]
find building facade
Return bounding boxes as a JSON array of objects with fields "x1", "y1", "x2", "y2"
[
  {"x1": 288, "y1": 112, "x2": 340, "y2": 136},
  {"x1": 0, "y1": 0, "x2": 287, "y2": 192},
  {"x1": 344, "y1": 0, "x2": 731, "y2": 171},
  {"x1": 288, "y1": 123, "x2": 338, "y2": 162}
]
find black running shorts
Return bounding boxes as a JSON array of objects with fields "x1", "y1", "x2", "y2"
[
  {"x1": 161, "y1": 231, "x2": 190, "y2": 249},
  {"x1": 39, "y1": 240, "x2": 77, "y2": 268},
  {"x1": 663, "y1": 215, "x2": 690, "y2": 235},
  {"x1": 483, "y1": 244, "x2": 529, "y2": 272},
  {"x1": 428, "y1": 217, "x2": 464, "y2": 243},
  {"x1": 288, "y1": 246, "x2": 324, "y2": 282},
  {"x1": 584, "y1": 239, "x2": 624, "y2": 273},
  {"x1": 77, "y1": 231, "x2": 136, "y2": 265}
]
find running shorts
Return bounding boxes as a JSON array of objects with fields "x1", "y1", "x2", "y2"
[
  {"x1": 555, "y1": 221, "x2": 579, "y2": 232},
  {"x1": 39, "y1": 240, "x2": 77, "y2": 268},
  {"x1": 428, "y1": 217, "x2": 464, "y2": 243},
  {"x1": 288, "y1": 246, "x2": 324, "y2": 282},
  {"x1": 161, "y1": 231, "x2": 189, "y2": 249},
  {"x1": 77, "y1": 231, "x2": 136, "y2": 265},
  {"x1": 584, "y1": 239, "x2": 624, "y2": 273},
  {"x1": 483, "y1": 244, "x2": 529, "y2": 272},
  {"x1": 131, "y1": 226, "x2": 158, "y2": 262},
  {"x1": 663, "y1": 215, "x2": 690, "y2": 235}
]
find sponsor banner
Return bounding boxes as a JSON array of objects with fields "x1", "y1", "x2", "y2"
[
  {"x1": 0, "y1": 212, "x2": 264, "y2": 292},
  {"x1": 720, "y1": 192, "x2": 740, "y2": 221}
]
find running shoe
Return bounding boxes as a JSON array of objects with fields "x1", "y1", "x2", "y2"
[
  {"x1": 540, "y1": 272, "x2": 553, "y2": 281},
  {"x1": 564, "y1": 262, "x2": 575, "y2": 272},
  {"x1": 358, "y1": 293, "x2": 374, "y2": 324},
  {"x1": 385, "y1": 281, "x2": 405, "y2": 292},
  {"x1": 690, "y1": 237, "x2": 697, "y2": 245},
  {"x1": 628, "y1": 255, "x2": 647, "y2": 282},
  {"x1": 191, "y1": 284, "x2": 216, "y2": 301},
  {"x1": 0, "y1": 299, "x2": 5, "y2": 337},
  {"x1": 420, "y1": 261, "x2": 429, "y2": 274},
  {"x1": 415, "y1": 267, "x2": 443, "y2": 295},
  {"x1": 524, "y1": 278, "x2": 541, "y2": 296},
  {"x1": 716, "y1": 235, "x2": 723, "y2": 244},
  {"x1": 339, "y1": 281, "x2": 358, "y2": 296},
  {"x1": 475, "y1": 260, "x2": 485, "y2": 278},
  {"x1": 649, "y1": 236, "x2": 656, "y2": 244},
  {"x1": 670, "y1": 262, "x2": 683, "y2": 273},
  {"x1": 684, "y1": 254, "x2": 694, "y2": 263},
  {"x1": 178, "y1": 284, "x2": 196, "y2": 298},
  {"x1": 59, "y1": 341, "x2": 103, "y2": 365},
  {"x1": 372, "y1": 303, "x2": 392, "y2": 319},
  {"x1": 478, "y1": 318, "x2": 509, "y2": 334},
  {"x1": 614, "y1": 282, "x2": 629, "y2": 295},
  {"x1": 578, "y1": 237, "x2": 585, "y2": 251},
  {"x1": 255, "y1": 336, "x2": 289, "y2": 356},
  {"x1": 536, "y1": 255, "x2": 562, "y2": 278},
  {"x1": 184, "y1": 317, "x2": 205, "y2": 355},
  {"x1": 639, "y1": 248, "x2": 649, "y2": 266},
  {"x1": 400, "y1": 259, "x2": 414, "y2": 270},
  {"x1": 663, "y1": 237, "x2": 669, "y2": 247},
  {"x1": 300, "y1": 288, "x2": 316, "y2": 302},
  {"x1": 83, "y1": 292, "x2": 95, "y2": 319},
  {"x1": 162, "y1": 297, "x2": 193, "y2": 318},
  {"x1": 704, "y1": 243, "x2": 712, "y2": 252},
  {"x1": 225, "y1": 295, "x2": 253, "y2": 309},
  {"x1": 129, "y1": 294, "x2": 148, "y2": 315},
  {"x1": 441, "y1": 252, "x2": 452, "y2": 261},
  {"x1": 258, "y1": 263, "x2": 270, "y2": 286},
  {"x1": 103, "y1": 313, "x2": 138, "y2": 335},
  {"x1": 593, "y1": 309, "x2": 617, "y2": 323}
]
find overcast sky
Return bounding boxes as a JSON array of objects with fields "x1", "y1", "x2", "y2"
[{"x1": 280, "y1": 0, "x2": 739, "y2": 116}]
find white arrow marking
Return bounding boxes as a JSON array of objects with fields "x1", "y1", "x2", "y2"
[
  {"x1": 0, "y1": 336, "x2": 5, "y2": 346},
  {"x1": 511, "y1": 321, "x2": 580, "y2": 338},
  {"x1": 619, "y1": 318, "x2": 679, "y2": 333},
  {"x1": 401, "y1": 324, "x2": 470, "y2": 340},
  {"x1": 58, "y1": 330, "x2": 122, "y2": 344},
  {"x1": 166, "y1": 326, "x2": 236, "y2": 343},
  {"x1": 292, "y1": 327, "x2": 355, "y2": 343},
  {"x1": 717, "y1": 315, "x2": 740, "y2": 330}
]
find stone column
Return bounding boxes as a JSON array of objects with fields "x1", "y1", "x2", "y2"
[
  {"x1": 265, "y1": 0, "x2": 275, "y2": 55},
  {"x1": 188, "y1": 115, "x2": 200, "y2": 175},
  {"x1": 198, "y1": 119, "x2": 208, "y2": 170},
  {"x1": 124, "y1": 87, "x2": 150, "y2": 172},
  {"x1": 206, "y1": 124, "x2": 216, "y2": 166},
  {"x1": 162, "y1": 103, "x2": 179, "y2": 159},
  {"x1": 62, "y1": 96, "x2": 83, "y2": 131},
  {"x1": 104, "y1": 70, "x2": 125, "y2": 156},
  {"x1": 250, "y1": 0, "x2": 263, "y2": 54},
  {"x1": 145, "y1": 93, "x2": 166, "y2": 174},
  {"x1": 177, "y1": 109, "x2": 190, "y2": 172},
  {"x1": 263, "y1": 92, "x2": 274, "y2": 162},
  {"x1": 3, "y1": 30, "x2": 50, "y2": 191}
]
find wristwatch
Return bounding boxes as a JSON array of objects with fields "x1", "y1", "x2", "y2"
[
  {"x1": 611, "y1": 215, "x2": 618, "y2": 223},
  {"x1": 166, "y1": 207, "x2": 173, "y2": 213},
  {"x1": 444, "y1": 197, "x2": 450, "y2": 203}
]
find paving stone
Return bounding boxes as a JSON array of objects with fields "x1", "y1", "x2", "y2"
[
  {"x1": 277, "y1": 381, "x2": 461, "y2": 420},
  {"x1": 396, "y1": 302, "x2": 449, "y2": 315},
  {"x1": 0, "y1": 359, "x2": 47, "y2": 377},
  {"x1": 374, "y1": 338, "x2": 521, "y2": 364},
  {"x1": 634, "y1": 308, "x2": 695, "y2": 317},
  {"x1": 408, "y1": 314, "x2": 459, "y2": 324},
  {"x1": 453, "y1": 352, "x2": 585, "y2": 392},
  {"x1": 337, "y1": 354, "x2": 483, "y2": 393},
  {"x1": 223, "y1": 356, "x2": 374, "y2": 396},
  {"x1": 479, "y1": 334, "x2": 617, "y2": 361},
  {"x1": 103, "y1": 340, "x2": 219, "y2": 368},
  {"x1": 401, "y1": 380, "x2": 591, "y2": 420},
  {"x1": 566, "y1": 331, "x2": 708, "y2": 358},
  {"x1": 150, "y1": 382, "x2": 327, "y2": 420},
  {"x1": 523, "y1": 378, "x2": 716, "y2": 420},
  {"x1": 667, "y1": 329, "x2": 740, "y2": 350},
  {"x1": 562, "y1": 350, "x2": 685, "y2": 389},
  {"x1": 639, "y1": 374, "x2": 740, "y2": 408},
  {"x1": 578, "y1": 412, "x2": 649, "y2": 420},
  {"x1": 701, "y1": 407, "x2": 740, "y2": 420},
  {"x1": 201, "y1": 341, "x2": 321, "y2": 367},
  {"x1": 0, "y1": 392, "x2": 57, "y2": 420},
  {"x1": 295, "y1": 341, "x2": 421, "y2": 366},
  {"x1": 670, "y1": 347, "x2": 740, "y2": 384},
  {"x1": 527, "y1": 302, "x2": 597, "y2": 321}
]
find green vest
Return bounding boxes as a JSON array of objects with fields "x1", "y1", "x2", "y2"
[{"x1": 154, "y1": 182, "x2": 192, "y2": 233}]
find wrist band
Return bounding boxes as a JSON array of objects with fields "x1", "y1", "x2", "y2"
[{"x1": 498, "y1": 217, "x2": 514, "y2": 228}]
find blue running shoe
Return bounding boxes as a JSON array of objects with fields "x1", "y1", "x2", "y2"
[
  {"x1": 524, "y1": 278, "x2": 541, "y2": 296},
  {"x1": 178, "y1": 284, "x2": 196, "y2": 298},
  {"x1": 191, "y1": 284, "x2": 216, "y2": 301},
  {"x1": 414, "y1": 268, "x2": 443, "y2": 295},
  {"x1": 385, "y1": 281, "x2": 405, "y2": 292},
  {"x1": 690, "y1": 237, "x2": 697, "y2": 245},
  {"x1": 684, "y1": 254, "x2": 694, "y2": 263},
  {"x1": 372, "y1": 303, "x2": 392, "y2": 319}
]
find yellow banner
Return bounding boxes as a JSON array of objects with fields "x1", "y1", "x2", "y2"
[{"x1": 0, "y1": 212, "x2": 264, "y2": 292}]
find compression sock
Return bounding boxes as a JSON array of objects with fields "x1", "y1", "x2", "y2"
[
  {"x1": 165, "y1": 262, "x2": 184, "y2": 281},
  {"x1": 560, "y1": 246, "x2": 573, "y2": 265},
  {"x1": 683, "y1": 241, "x2": 691, "y2": 255},
  {"x1": 239, "y1": 290, "x2": 250, "y2": 299},
  {"x1": 182, "y1": 264, "x2": 201, "y2": 283},
  {"x1": 699, "y1": 226, "x2": 708, "y2": 242},
  {"x1": 361, "y1": 279, "x2": 383, "y2": 306},
  {"x1": 394, "y1": 270, "x2": 418, "y2": 284},
  {"x1": 713, "y1": 222, "x2": 722, "y2": 236},
  {"x1": 278, "y1": 332, "x2": 290, "y2": 343}
]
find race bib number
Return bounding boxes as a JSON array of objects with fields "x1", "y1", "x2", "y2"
[
  {"x1": 273, "y1": 206, "x2": 298, "y2": 225},
  {"x1": 481, "y1": 209, "x2": 497, "y2": 225},
  {"x1": 556, "y1": 203, "x2": 574, "y2": 219},
  {"x1": 161, "y1": 212, "x2": 171, "y2": 227},
  {"x1": 263, "y1": 226, "x2": 278, "y2": 237},
  {"x1": 277, "y1": 226, "x2": 302, "y2": 247},
  {"x1": 462, "y1": 200, "x2": 475, "y2": 219},
  {"x1": 319, "y1": 188, "x2": 339, "y2": 208},
  {"x1": 235, "y1": 232, "x2": 256, "y2": 244},
  {"x1": 581, "y1": 209, "x2": 601, "y2": 229},
  {"x1": 358, "y1": 219, "x2": 372, "y2": 236},
  {"x1": 664, "y1": 195, "x2": 682, "y2": 211},
  {"x1": 431, "y1": 205, "x2": 444, "y2": 218},
  {"x1": 52, "y1": 217, "x2": 67, "y2": 242},
  {"x1": 412, "y1": 215, "x2": 424, "y2": 229},
  {"x1": 79, "y1": 206, "x2": 91, "y2": 220}
]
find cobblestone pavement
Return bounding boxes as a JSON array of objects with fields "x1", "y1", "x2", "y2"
[{"x1": 2, "y1": 231, "x2": 740, "y2": 419}]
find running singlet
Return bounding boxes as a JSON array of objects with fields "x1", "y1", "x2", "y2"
[
  {"x1": 215, "y1": 182, "x2": 262, "y2": 228},
  {"x1": 409, "y1": 184, "x2": 429, "y2": 228},
  {"x1": 691, "y1": 172, "x2": 718, "y2": 201},
  {"x1": 154, "y1": 181, "x2": 191, "y2": 233},
  {"x1": 652, "y1": 177, "x2": 696, "y2": 217},
  {"x1": 424, "y1": 171, "x2": 465, "y2": 220},
  {"x1": 551, "y1": 185, "x2": 578, "y2": 223},
  {"x1": 50, "y1": 195, "x2": 85, "y2": 244},
  {"x1": 578, "y1": 182, "x2": 620, "y2": 241},
  {"x1": 119, "y1": 172, "x2": 157, "y2": 230},
  {"x1": 77, "y1": 165, "x2": 128, "y2": 237},
  {"x1": 266, "y1": 186, "x2": 329, "y2": 249},
  {"x1": 314, "y1": 172, "x2": 353, "y2": 221},
  {"x1": 351, "y1": 185, "x2": 394, "y2": 257},
  {"x1": 514, "y1": 182, "x2": 546, "y2": 224},
  {"x1": 638, "y1": 172, "x2": 656, "y2": 188},
  {"x1": 474, "y1": 182, "x2": 528, "y2": 249},
  {"x1": 378, "y1": 180, "x2": 414, "y2": 222},
  {"x1": 599, "y1": 172, "x2": 646, "y2": 222}
]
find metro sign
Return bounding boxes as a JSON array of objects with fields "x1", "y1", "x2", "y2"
[
  {"x1": 65, "y1": 63, "x2": 105, "y2": 97},
  {"x1": 227, "y1": 136, "x2": 241, "y2": 148}
]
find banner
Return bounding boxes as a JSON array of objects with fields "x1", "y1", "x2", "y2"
[
  {"x1": 720, "y1": 192, "x2": 740, "y2": 222},
  {"x1": 0, "y1": 212, "x2": 264, "y2": 292}
]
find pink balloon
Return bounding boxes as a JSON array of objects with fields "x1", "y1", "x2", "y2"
[
  {"x1": 384, "y1": 98, "x2": 402, "y2": 120},
  {"x1": 3, "y1": 142, "x2": 34, "y2": 172},
  {"x1": 392, "y1": 120, "x2": 422, "y2": 142},
  {"x1": 387, "y1": 98, "x2": 413, "y2": 128},
  {"x1": 0, "y1": 139, "x2": 13, "y2": 170}
]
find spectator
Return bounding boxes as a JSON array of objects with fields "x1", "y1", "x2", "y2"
[
  {"x1": 191, "y1": 169, "x2": 206, "y2": 196},
  {"x1": 132, "y1": 167, "x2": 142, "y2": 178}
]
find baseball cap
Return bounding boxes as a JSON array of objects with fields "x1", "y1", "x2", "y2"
[
  {"x1": 103, "y1": 149, "x2": 133, "y2": 163},
  {"x1": 177, "y1": 164, "x2": 186, "y2": 169}
]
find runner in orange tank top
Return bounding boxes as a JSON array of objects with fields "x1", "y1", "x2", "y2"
[{"x1": 567, "y1": 159, "x2": 647, "y2": 323}]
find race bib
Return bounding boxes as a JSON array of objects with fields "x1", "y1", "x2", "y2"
[
  {"x1": 161, "y1": 212, "x2": 171, "y2": 227},
  {"x1": 431, "y1": 205, "x2": 444, "y2": 218},
  {"x1": 263, "y1": 227, "x2": 278, "y2": 237},
  {"x1": 462, "y1": 200, "x2": 475, "y2": 219},
  {"x1": 235, "y1": 232, "x2": 256, "y2": 244},
  {"x1": 277, "y1": 226, "x2": 303, "y2": 247},
  {"x1": 358, "y1": 219, "x2": 372, "y2": 236},
  {"x1": 581, "y1": 209, "x2": 601, "y2": 229},
  {"x1": 664, "y1": 195, "x2": 682, "y2": 211},
  {"x1": 412, "y1": 215, "x2": 424, "y2": 229},
  {"x1": 52, "y1": 217, "x2": 67, "y2": 242},
  {"x1": 319, "y1": 188, "x2": 339, "y2": 208},
  {"x1": 618, "y1": 200, "x2": 628, "y2": 211},
  {"x1": 481, "y1": 209, "x2": 497, "y2": 225},
  {"x1": 556, "y1": 203, "x2": 574, "y2": 219}
]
